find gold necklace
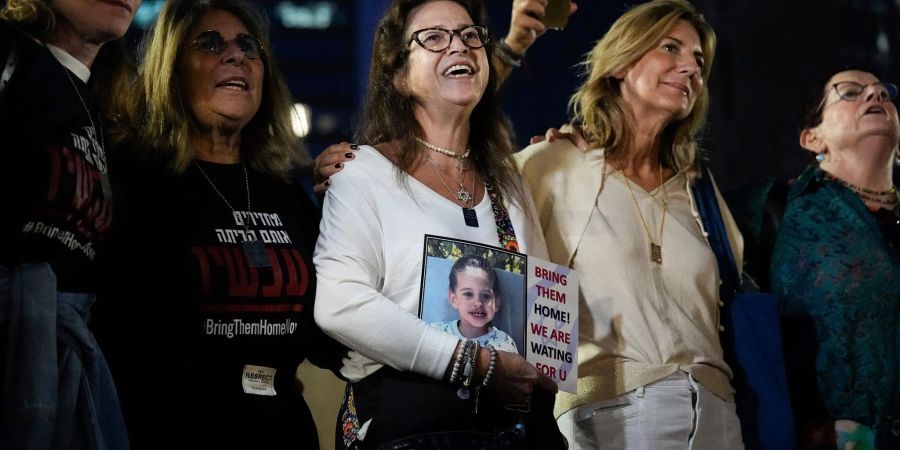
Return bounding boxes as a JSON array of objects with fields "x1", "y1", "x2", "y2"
[
  {"x1": 422, "y1": 152, "x2": 479, "y2": 227},
  {"x1": 620, "y1": 163, "x2": 668, "y2": 264}
]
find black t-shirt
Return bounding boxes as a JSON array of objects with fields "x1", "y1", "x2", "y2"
[
  {"x1": 0, "y1": 21, "x2": 112, "y2": 292},
  {"x1": 94, "y1": 152, "x2": 339, "y2": 449}
]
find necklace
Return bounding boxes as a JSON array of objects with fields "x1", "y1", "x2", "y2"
[
  {"x1": 824, "y1": 173, "x2": 897, "y2": 197},
  {"x1": 824, "y1": 173, "x2": 899, "y2": 208},
  {"x1": 415, "y1": 137, "x2": 471, "y2": 159},
  {"x1": 423, "y1": 152, "x2": 479, "y2": 227},
  {"x1": 60, "y1": 65, "x2": 113, "y2": 201},
  {"x1": 416, "y1": 137, "x2": 474, "y2": 204},
  {"x1": 619, "y1": 163, "x2": 668, "y2": 264},
  {"x1": 193, "y1": 161, "x2": 271, "y2": 268},
  {"x1": 416, "y1": 137, "x2": 471, "y2": 177}
]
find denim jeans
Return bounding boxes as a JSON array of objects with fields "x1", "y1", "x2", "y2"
[
  {"x1": 0, "y1": 263, "x2": 129, "y2": 450},
  {"x1": 557, "y1": 371, "x2": 744, "y2": 450}
]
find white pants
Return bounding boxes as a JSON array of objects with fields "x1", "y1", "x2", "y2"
[{"x1": 557, "y1": 372, "x2": 744, "y2": 450}]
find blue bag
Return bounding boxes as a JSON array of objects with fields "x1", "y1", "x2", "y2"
[{"x1": 692, "y1": 170, "x2": 796, "y2": 450}]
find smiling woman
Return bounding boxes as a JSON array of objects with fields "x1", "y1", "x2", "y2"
[
  {"x1": 515, "y1": 1, "x2": 747, "y2": 448},
  {"x1": 90, "y1": 0, "x2": 345, "y2": 448},
  {"x1": 312, "y1": 1, "x2": 565, "y2": 449}
]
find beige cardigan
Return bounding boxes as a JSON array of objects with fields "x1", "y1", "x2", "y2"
[{"x1": 515, "y1": 140, "x2": 744, "y2": 416}]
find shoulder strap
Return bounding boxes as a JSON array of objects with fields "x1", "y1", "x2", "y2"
[
  {"x1": 691, "y1": 169, "x2": 740, "y2": 295},
  {"x1": 485, "y1": 182, "x2": 520, "y2": 252}
]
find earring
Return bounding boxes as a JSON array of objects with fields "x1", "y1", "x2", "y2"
[
  {"x1": 894, "y1": 150, "x2": 900, "y2": 167},
  {"x1": 816, "y1": 152, "x2": 826, "y2": 163}
]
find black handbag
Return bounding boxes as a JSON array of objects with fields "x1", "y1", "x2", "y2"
[{"x1": 347, "y1": 367, "x2": 563, "y2": 450}]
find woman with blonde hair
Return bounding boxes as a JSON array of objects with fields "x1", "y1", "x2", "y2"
[
  {"x1": 92, "y1": 0, "x2": 342, "y2": 447},
  {"x1": 516, "y1": 0, "x2": 744, "y2": 448},
  {"x1": 0, "y1": 0, "x2": 138, "y2": 447}
]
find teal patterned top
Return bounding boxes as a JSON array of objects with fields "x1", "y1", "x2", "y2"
[{"x1": 771, "y1": 166, "x2": 900, "y2": 430}]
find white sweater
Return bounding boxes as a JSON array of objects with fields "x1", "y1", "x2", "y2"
[{"x1": 314, "y1": 145, "x2": 548, "y2": 382}]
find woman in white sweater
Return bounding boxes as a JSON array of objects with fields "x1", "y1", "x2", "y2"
[{"x1": 313, "y1": 1, "x2": 562, "y2": 449}]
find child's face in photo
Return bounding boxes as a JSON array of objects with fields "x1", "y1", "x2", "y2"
[{"x1": 449, "y1": 267, "x2": 498, "y2": 333}]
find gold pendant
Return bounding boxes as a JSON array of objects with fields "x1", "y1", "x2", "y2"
[{"x1": 650, "y1": 243, "x2": 662, "y2": 264}]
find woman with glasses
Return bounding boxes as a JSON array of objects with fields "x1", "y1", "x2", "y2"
[
  {"x1": 313, "y1": 1, "x2": 564, "y2": 449},
  {"x1": 312, "y1": 0, "x2": 578, "y2": 194},
  {"x1": 91, "y1": 0, "x2": 343, "y2": 447},
  {"x1": 0, "y1": 0, "x2": 138, "y2": 447},
  {"x1": 516, "y1": 1, "x2": 745, "y2": 448},
  {"x1": 770, "y1": 69, "x2": 900, "y2": 449}
]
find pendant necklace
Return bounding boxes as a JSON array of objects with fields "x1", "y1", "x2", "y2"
[
  {"x1": 60, "y1": 64, "x2": 113, "y2": 202},
  {"x1": 416, "y1": 137, "x2": 473, "y2": 203},
  {"x1": 423, "y1": 151, "x2": 479, "y2": 227},
  {"x1": 193, "y1": 161, "x2": 271, "y2": 268},
  {"x1": 620, "y1": 162, "x2": 668, "y2": 264}
]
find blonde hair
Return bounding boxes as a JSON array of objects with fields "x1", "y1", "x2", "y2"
[
  {"x1": 3, "y1": 0, "x2": 136, "y2": 136},
  {"x1": 0, "y1": 0, "x2": 54, "y2": 38},
  {"x1": 129, "y1": 0, "x2": 309, "y2": 180},
  {"x1": 570, "y1": 0, "x2": 716, "y2": 172}
]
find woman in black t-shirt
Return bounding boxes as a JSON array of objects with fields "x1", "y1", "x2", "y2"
[
  {"x1": 0, "y1": 0, "x2": 138, "y2": 448},
  {"x1": 92, "y1": 0, "x2": 343, "y2": 448}
]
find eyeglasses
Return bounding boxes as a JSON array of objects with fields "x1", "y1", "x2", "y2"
[
  {"x1": 407, "y1": 25, "x2": 490, "y2": 53},
  {"x1": 189, "y1": 30, "x2": 264, "y2": 60},
  {"x1": 832, "y1": 81, "x2": 898, "y2": 102},
  {"x1": 814, "y1": 81, "x2": 898, "y2": 118}
]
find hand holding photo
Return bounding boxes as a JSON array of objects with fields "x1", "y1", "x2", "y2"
[{"x1": 420, "y1": 236, "x2": 527, "y2": 355}]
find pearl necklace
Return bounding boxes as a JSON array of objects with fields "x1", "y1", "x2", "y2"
[{"x1": 415, "y1": 137, "x2": 470, "y2": 159}]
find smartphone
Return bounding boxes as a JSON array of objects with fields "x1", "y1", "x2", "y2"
[{"x1": 541, "y1": 0, "x2": 570, "y2": 30}]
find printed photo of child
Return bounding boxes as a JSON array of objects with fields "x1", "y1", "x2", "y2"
[{"x1": 430, "y1": 255, "x2": 518, "y2": 353}]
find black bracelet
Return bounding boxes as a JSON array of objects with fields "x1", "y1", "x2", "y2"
[{"x1": 495, "y1": 41, "x2": 524, "y2": 68}]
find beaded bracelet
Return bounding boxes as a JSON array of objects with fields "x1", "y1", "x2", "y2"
[
  {"x1": 480, "y1": 345, "x2": 497, "y2": 387},
  {"x1": 462, "y1": 340, "x2": 481, "y2": 388},
  {"x1": 449, "y1": 339, "x2": 471, "y2": 384},
  {"x1": 494, "y1": 41, "x2": 524, "y2": 68}
]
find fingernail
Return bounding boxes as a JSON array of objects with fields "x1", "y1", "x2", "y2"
[
  {"x1": 335, "y1": 163, "x2": 343, "y2": 169},
  {"x1": 345, "y1": 152, "x2": 354, "y2": 158},
  {"x1": 350, "y1": 144, "x2": 359, "y2": 150}
]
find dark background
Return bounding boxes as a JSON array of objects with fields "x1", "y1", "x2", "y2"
[{"x1": 123, "y1": 0, "x2": 900, "y2": 190}]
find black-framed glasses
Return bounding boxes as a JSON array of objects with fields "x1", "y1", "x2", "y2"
[
  {"x1": 815, "y1": 81, "x2": 897, "y2": 118},
  {"x1": 832, "y1": 81, "x2": 898, "y2": 102},
  {"x1": 189, "y1": 30, "x2": 264, "y2": 60},
  {"x1": 407, "y1": 25, "x2": 490, "y2": 52}
]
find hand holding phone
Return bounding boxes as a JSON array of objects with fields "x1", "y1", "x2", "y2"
[{"x1": 541, "y1": 0, "x2": 571, "y2": 30}]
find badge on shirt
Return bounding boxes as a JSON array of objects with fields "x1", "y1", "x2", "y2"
[{"x1": 242, "y1": 364, "x2": 277, "y2": 396}]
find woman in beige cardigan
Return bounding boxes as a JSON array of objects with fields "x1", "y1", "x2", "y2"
[{"x1": 515, "y1": 1, "x2": 744, "y2": 448}]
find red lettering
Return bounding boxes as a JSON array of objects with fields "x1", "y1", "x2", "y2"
[
  {"x1": 283, "y1": 249, "x2": 309, "y2": 296},
  {"x1": 533, "y1": 267, "x2": 568, "y2": 286},
  {"x1": 226, "y1": 247, "x2": 259, "y2": 297},
  {"x1": 530, "y1": 323, "x2": 549, "y2": 336},
  {"x1": 549, "y1": 329, "x2": 571, "y2": 344},
  {"x1": 535, "y1": 363, "x2": 556, "y2": 378},
  {"x1": 262, "y1": 248, "x2": 282, "y2": 298}
]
